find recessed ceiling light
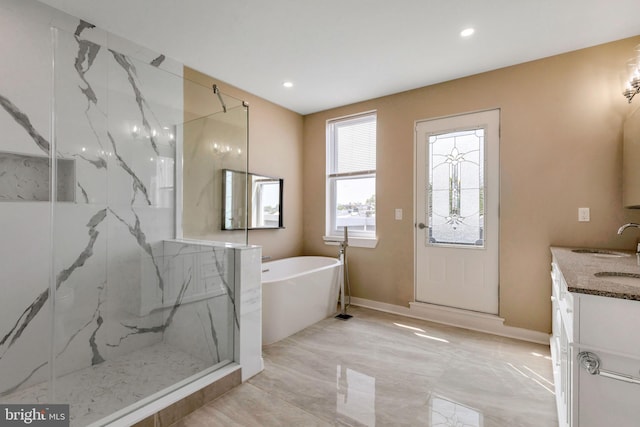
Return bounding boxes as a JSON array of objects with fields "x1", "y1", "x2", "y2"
[
  {"x1": 460, "y1": 28, "x2": 475, "y2": 37},
  {"x1": 283, "y1": 81, "x2": 294, "y2": 88}
]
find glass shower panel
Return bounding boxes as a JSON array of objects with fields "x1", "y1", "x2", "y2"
[
  {"x1": 49, "y1": 27, "x2": 240, "y2": 426},
  {"x1": 181, "y1": 88, "x2": 248, "y2": 245}
]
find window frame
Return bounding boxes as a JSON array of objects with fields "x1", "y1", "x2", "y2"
[{"x1": 325, "y1": 111, "x2": 377, "y2": 241}]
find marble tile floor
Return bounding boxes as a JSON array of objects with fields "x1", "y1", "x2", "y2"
[
  {"x1": 3, "y1": 343, "x2": 216, "y2": 426},
  {"x1": 175, "y1": 306, "x2": 557, "y2": 427}
]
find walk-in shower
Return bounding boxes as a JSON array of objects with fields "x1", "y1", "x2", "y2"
[{"x1": 0, "y1": 9, "x2": 257, "y2": 426}]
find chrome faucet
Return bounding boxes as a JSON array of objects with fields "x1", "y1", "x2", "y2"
[
  {"x1": 618, "y1": 223, "x2": 640, "y2": 254},
  {"x1": 617, "y1": 223, "x2": 640, "y2": 235},
  {"x1": 325, "y1": 227, "x2": 349, "y2": 254}
]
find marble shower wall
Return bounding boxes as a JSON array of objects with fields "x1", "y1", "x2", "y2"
[
  {"x1": 0, "y1": 0, "x2": 237, "y2": 402},
  {"x1": 162, "y1": 241, "x2": 237, "y2": 365}
]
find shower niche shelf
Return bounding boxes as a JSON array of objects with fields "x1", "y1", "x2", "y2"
[{"x1": 0, "y1": 151, "x2": 75, "y2": 202}]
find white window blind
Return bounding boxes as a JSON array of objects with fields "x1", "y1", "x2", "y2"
[
  {"x1": 332, "y1": 116, "x2": 376, "y2": 175},
  {"x1": 326, "y1": 112, "x2": 377, "y2": 239}
]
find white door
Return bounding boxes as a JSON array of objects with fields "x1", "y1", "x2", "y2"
[{"x1": 415, "y1": 109, "x2": 499, "y2": 314}]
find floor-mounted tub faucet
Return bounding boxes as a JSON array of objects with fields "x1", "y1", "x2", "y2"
[{"x1": 325, "y1": 227, "x2": 352, "y2": 320}]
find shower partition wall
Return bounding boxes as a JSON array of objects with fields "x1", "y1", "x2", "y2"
[{"x1": 0, "y1": 18, "x2": 253, "y2": 427}]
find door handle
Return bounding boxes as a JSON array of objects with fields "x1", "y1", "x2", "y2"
[{"x1": 417, "y1": 223, "x2": 426, "y2": 229}]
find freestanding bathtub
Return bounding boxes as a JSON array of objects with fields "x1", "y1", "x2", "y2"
[{"x1": 261, "y1": 256, "x2": 341, "y2": 345}]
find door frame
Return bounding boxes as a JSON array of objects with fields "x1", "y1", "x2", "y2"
[{"x1": 413, "y1": 108, "x2": 501, "y2": 312}]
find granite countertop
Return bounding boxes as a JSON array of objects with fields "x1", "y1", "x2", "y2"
[{"x1": 550, "y1": 246, "x2": 640, "y2": 301}]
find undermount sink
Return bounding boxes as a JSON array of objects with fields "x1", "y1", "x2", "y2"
[
  {"x1": 572, "y1": 249, "x2": 629, "y2": 258},
  {"x1": 594, "y1": 271, "x2": 640, "y2": 286}
]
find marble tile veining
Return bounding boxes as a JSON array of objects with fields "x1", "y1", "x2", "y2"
[
  {"x1": 181, "y1": 307, "x2": 557, "y2": 427},
  {"x1": 0, "y1": 95, "x2": 50, "y2": 154}
]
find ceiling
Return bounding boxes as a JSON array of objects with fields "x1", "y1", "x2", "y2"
[{"x1": 39, "y1": 0, "x2": 640, "y2": 115}]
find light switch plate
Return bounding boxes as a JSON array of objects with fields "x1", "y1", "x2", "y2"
[
  {"x1": 395, "y1": 208, "x2": 403, "y2": 220},
  {"x1": 578, "y1": 207, "x2": 590, "y2": 222}
]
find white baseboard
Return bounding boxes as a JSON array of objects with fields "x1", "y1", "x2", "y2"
[{"x1": 349, "y1": 297, "x2": 550, "y2": 345}]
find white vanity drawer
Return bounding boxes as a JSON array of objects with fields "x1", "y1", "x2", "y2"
[
  {"x1": 578, "y1": 293, "x2": 640, "y2": 357},
  {"x1": 550, "y1": 271, "x2": 562, "y2": 354},
  {"x1": 552, "y1": 262, "x2": 573, "y2": 306},
  {"x1": 552, "y1": 263, "x2": 574, "y2": 338},
  {"x1": 551, "y1": 262, "x2": 560, "y2": 290}
]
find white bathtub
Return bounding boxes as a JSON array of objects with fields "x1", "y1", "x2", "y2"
[{"x1": 261, "y1": 256, "x2": 341, "y2": 345}]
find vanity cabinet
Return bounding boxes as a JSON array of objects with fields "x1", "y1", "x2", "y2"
[
  {"x1": 551, "y1": 251, "x2": 640, "y2": 427},
  {"x1": 550, "y1": 261, "x2": 574, "y2": 427}
]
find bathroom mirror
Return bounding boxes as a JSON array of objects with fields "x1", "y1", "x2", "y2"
[
  {"x1": 222, "y1": 169, "x2": 283, "y2": 230},
  {"x1": 623, "y1": 106, "x2": 640, "y2": 208}
]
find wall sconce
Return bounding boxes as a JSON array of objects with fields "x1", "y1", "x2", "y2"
[
  {"x1": 210, "y1": 141, "x2": 243, "y2": 158},
  {"x1": 623, "y1": 74, "x2": 640, "y2": 103},
  {"x1": 623, "y1": 50, "x2": 640, "y2": 103},
  {"x1": 131, "y1": 124, "x2": 176, "y2": 142}
]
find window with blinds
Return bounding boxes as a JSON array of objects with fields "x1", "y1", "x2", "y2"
[{"x1": 327, "y1": 112, "x2": 377, "y2": 238}]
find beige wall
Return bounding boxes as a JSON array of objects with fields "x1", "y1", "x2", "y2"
[
  {"x1": 303, "y1": 36, "x2": 640, "y2": 333},
  {"x1": 184, "y1": 67, "x2": 305, "y2": 259}
]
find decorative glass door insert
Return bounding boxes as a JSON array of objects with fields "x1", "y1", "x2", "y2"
[{"x1": 428, "y1": 128, "x2": 485, "y2": 247}]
